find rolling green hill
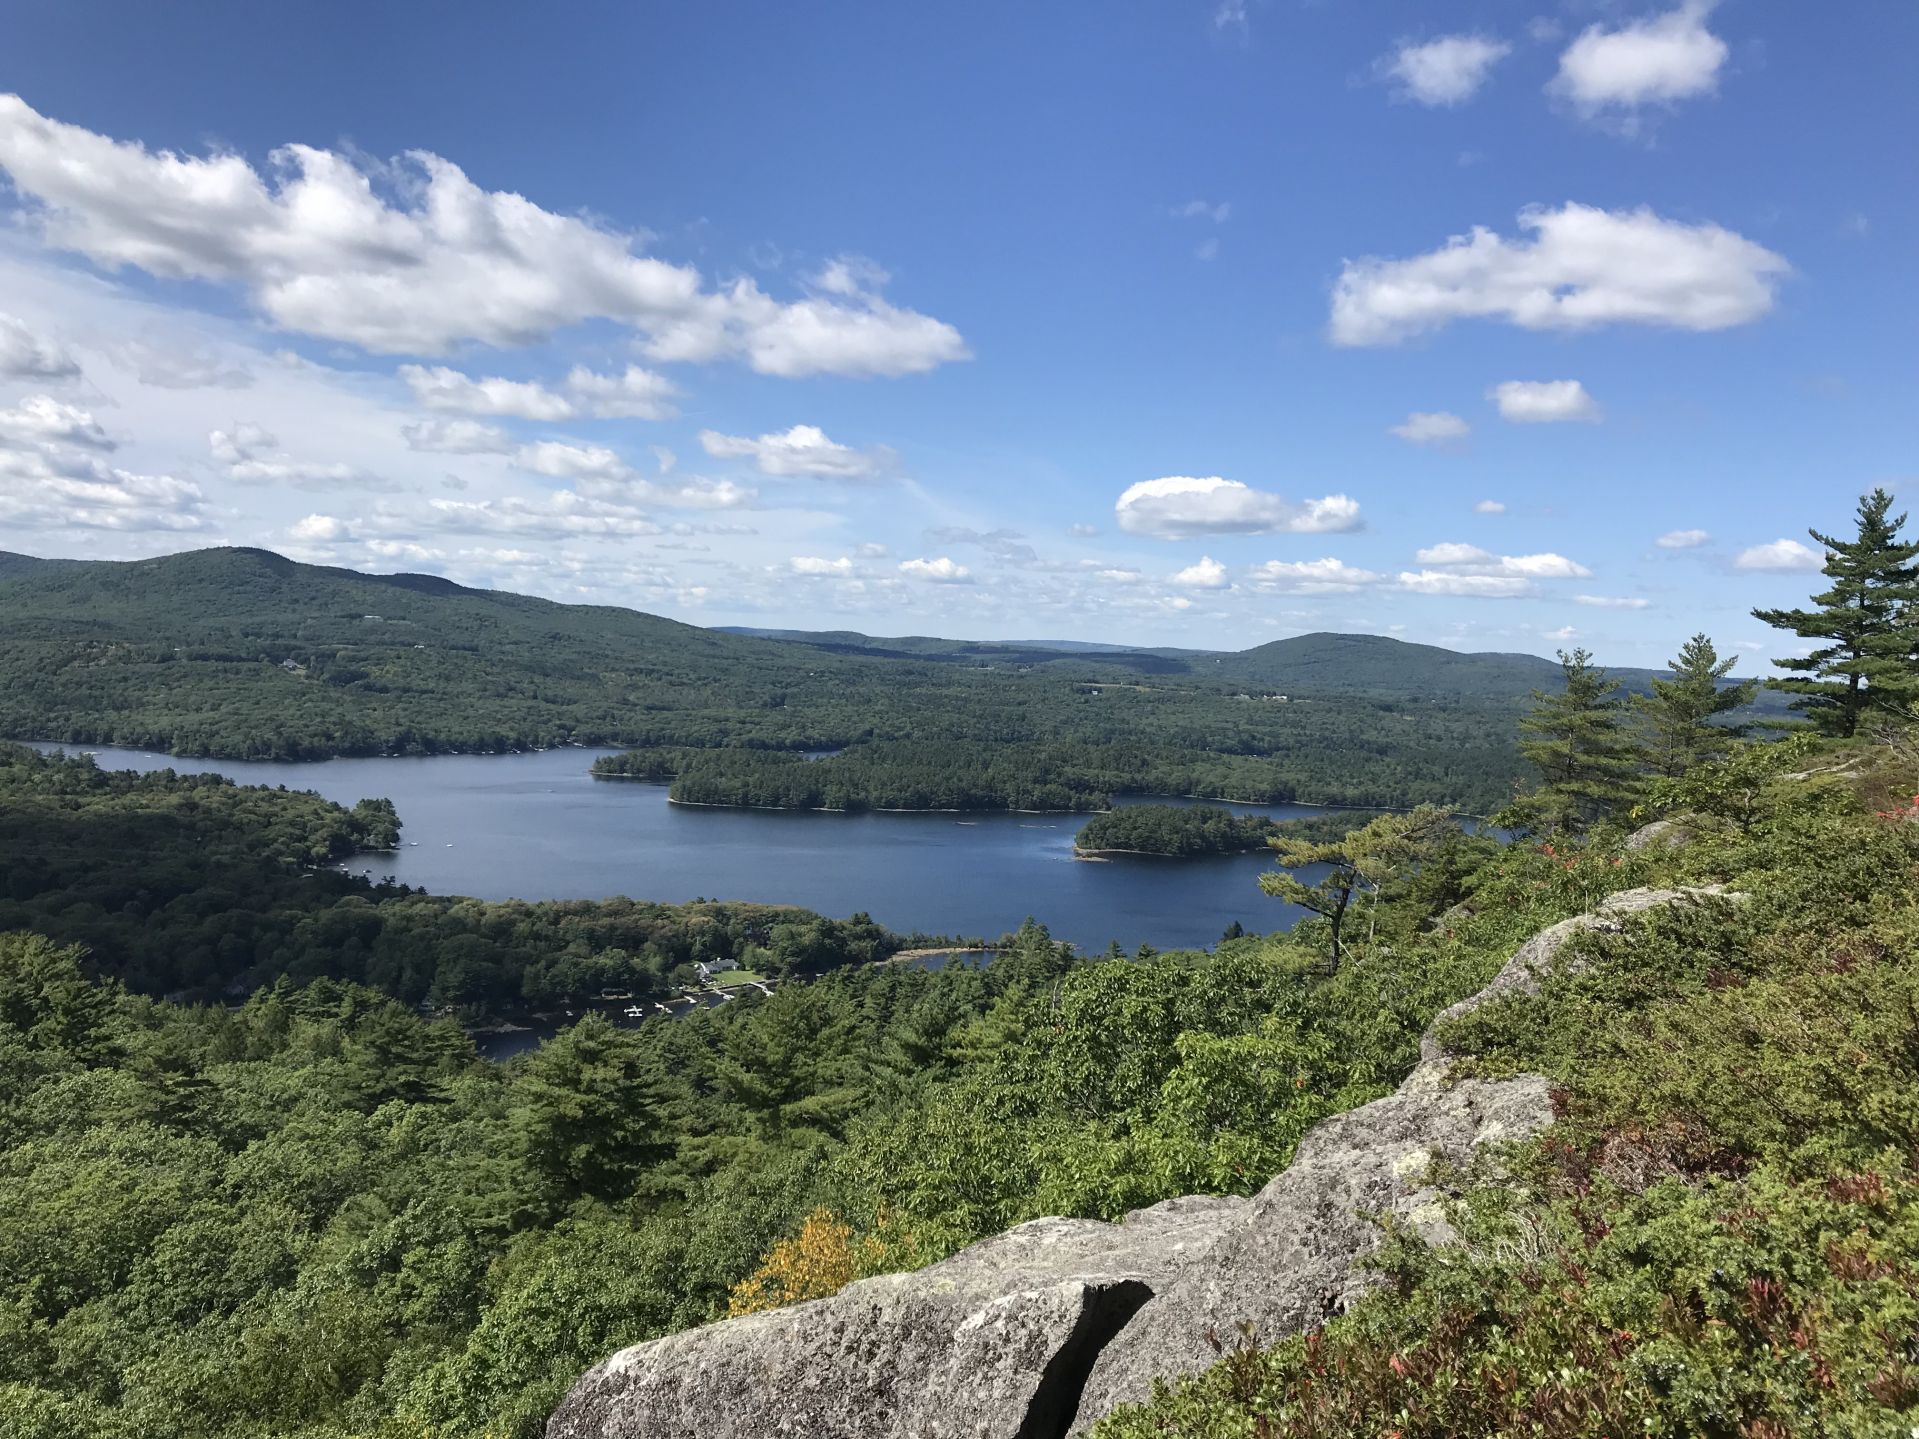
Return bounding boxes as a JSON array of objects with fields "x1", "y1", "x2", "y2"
[{"x1": 0, "y1": 544, "x2": 1683, "y2": 811}]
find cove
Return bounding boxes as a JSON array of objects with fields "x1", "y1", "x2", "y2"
[{"x1": 27, "y1": 744, "x2": 1351, "y2": 958}]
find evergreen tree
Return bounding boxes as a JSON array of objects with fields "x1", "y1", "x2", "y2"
[
  {"x1": 1260, "y1": 805, "x2": 1450, "y2": 971},
  {"x1": 1633, "y1": 632, "x2": 1756, "y2": 778},
  {"x1": 1517, "y1": 649, "x2": 1639, "y2": 830},
  {"x1": 1752, "y1": 488, "x2": 1919, "y2": 735}
]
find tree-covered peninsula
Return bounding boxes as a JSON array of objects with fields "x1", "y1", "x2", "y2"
[{"x1": 1073, "y1": 804, "x2": 1371, "y2": 856}]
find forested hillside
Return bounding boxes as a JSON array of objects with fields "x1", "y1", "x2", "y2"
[{"x1": 1, "y1": 546, "x2": 1538, "y2": 811}]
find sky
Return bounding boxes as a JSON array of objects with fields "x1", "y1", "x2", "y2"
[{"x1": 0, "y1": 0, "x2": 1912, "y2": 666}]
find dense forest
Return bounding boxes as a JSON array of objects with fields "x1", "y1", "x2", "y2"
[
  {"x1": 0, "y1": 745, "x2": 896, "y2": 1009},
  {"x1": 1, "y1": 545, "x2": 1686, "y2": 814},
  {"x1": 1073, "y1": 803, "x2": 1348, "y2": 856}
]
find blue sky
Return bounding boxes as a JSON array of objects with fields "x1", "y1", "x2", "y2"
[{"x1": 0, "y1": 0, "x2": 1911, "y2": 665}]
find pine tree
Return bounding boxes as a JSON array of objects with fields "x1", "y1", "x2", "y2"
[
  {"x1": 1633, "y1": 632, "x2": 1756, "y2": 778},
  {"x1": 1752, "y1": 488, "x2": 1919, "y2": 735},
  {"x1": 1518, "y1": 648, "x2": 1639, "y2": 830}
]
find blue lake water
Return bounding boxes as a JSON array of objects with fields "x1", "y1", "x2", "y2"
[{"x1": 29, "y1": 743, "x2": 1358, "y2": 956}]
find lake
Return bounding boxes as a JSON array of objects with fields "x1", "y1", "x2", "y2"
[{"x1": 28, "y1": 743, "x2": 1354, "y2": 957}]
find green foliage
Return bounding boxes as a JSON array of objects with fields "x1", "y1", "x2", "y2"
[
  {"x1": 1516, "y1": 648, "x2": 1642, "y2": 832},
  {"x1": 1, "y1": 545, "x2": 1560, "y2": 813},
  {"x1": 1097, "y1": 727, "x2": 1919, "y2": 1439},
  {"x1": 1754, "y1": 487, "x2": 1919, "y2": 736},
  {"x1": 1259, "y1": 805, "x2": 1455, "y2": 970},
  {"x1": 1632, "y1": 632, "x2": 1755, "y2": 777},
  {"x1": 1074, "y1": 804, "x2": 1332, "y2": 857}
]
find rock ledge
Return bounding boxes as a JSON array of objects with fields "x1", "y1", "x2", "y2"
[{"x1": 549, "y1": 887, "x2": 1733, "y2": 1439}]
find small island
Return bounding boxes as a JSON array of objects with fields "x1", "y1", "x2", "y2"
[{"x1": 1073, "y1": 804, "x2": 1367, "y2": 858}]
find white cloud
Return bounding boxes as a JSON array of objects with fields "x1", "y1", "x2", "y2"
[
  {"x1": 1171, "y1": 555, "x2": 1230, "y2": 589},
  {"x1": 407, "y1": 493, "x2": 664, "y2": 540},
  {"x1": 290, "y1": 513, "x2": 349, "y2": 542},
  {"x1": 1381, "y1": 35, "x2": 1512, "y2": 106},
  {"x1": 400, "y1": 365, "x2": 573, "y2": 420},
  {"x1": 1398, "y1": 570, "x2": 1534, "y2": 598},
  {"x1": 1575, "y1": 594, "x2": 1651, "y2": 609},
  {"x1": 514, "y1": 439, "x2": 750, "y2": 509},
  {"x1": 1551, "y1": 2, "x2": 1728, "y2": 125},
  {"x1": 1657, "y1": 528, "x2": 1710, "y2": 549},
  {"x1": 561, "y1": 364, "x2": 679, "y2": 420},
  {"x1": 108, "y1": 337, "x2": 251, "y2": 389},
  {"x1": 0, "y1": 441, "x2": 205, "y2": 532},
  {"x1": 1329, "y1": 203, "x2": 1788, "y2": 346},
  {"x1": 1390, "y1": 410, "x2": 1471, "y2": 446},
  {"x1": 0, "y1": 395, "x2": 113, "y2": 449},
  {"x1": 1404, "y1": 543, "x2": 1592, "y2": 594},
  {"x1": 698, "y1": 423, "x2": 891, "y2": 479},
  {"x1": 1247, "y1": 557, "x2": 1385, "y2": 593},
  {"x1": 401, "y1": 417, "x2": 514, "y2": 454},
  {"x1": 1489, "y1": 379, "x2": 1602, "y2": 423},
  {"x1": 1735, "y1": 538, "x2": 1823, "y2": 572},
  {"x1": 1068, "y1": 523, "x2": 1100, "y2": 538},
  {"x1": 790, "y1": 555, "x2": 854, "y2": 576},
  {"x1": 1174, "y1": 200, "x2": 1232, "y2": 223},
  {"x1": 856, "y1": 542, "x2": 890, "y2": 558},
  {"x1": 1115, "y1": 476, "x2": 1361, "y2": 539},
  {"x1": 0, "y1": 312, "x2": 80, "y2": 379},
  {"x1": 1097, "y1": 567, "x2": 1143, "y2": 584},
  {"x1": 0, "y1": 93, "x2": 967, "y2": 374},
  {"x1": 1474, "y1": 499, "x2": 1506, "y2": 515},
  {"x1": 209, "y1": 423, "x2": 392, "y2": 491},
  {"x1": 1545, "y1": 625, "x2": 1580, "y2": 643},
  {"x1": 899, "y1": 556, "x2": 972, "y2": 583}
]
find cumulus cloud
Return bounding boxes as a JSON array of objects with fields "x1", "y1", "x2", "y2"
[
  {"x1": 209, "y1": 423, "x2": 394, "y2": 491},
  {"x1": 1397, "y1": 542, "x2": 1592, "y2": 596},
  {"x1": 1381, "y1": 35, "x2": 1511, "y2": 106},
  {"x1": 790, "y1": 555, "x2": 854, "y2": 576},
  {"x1": 0, "y1": 312, "x2": 79, "y2": 379},
  {"x1": 402, "y1": 365, "x2": 574, "y2": 420},
  {"x1": 0, "y1": 395, "x2": 113, "y2": 449},
  {"x1": 1390, "y1": 411, "x2": 1471, "y2": 446},
  {"x1": 0, "y1": 94, "x2": 968, "y2": 374},
  {"x1": 1575, "y1": 594, "x2": 1652, "y2": 609},
  {"x1": 1115, "y1": 476, "x2": 1361, "y2": 539},
  {"x1": 1246, "y1": 557, "x2": 1385, "y2": 593},
  {"x1": 290, "y1": 513, "x2": 349, "y2": 542},
  {"x1": 1413, "y1": 542, "x2": 1592, "y2": 578},
  {"x1": 1397, "y1": 570, "x2": 1534, "y2": 598},
  {"x1": 1097, "y1": 568, "x2": 1143, "y2": 584},
  {"x1": 1474, "y1": 499, "x2": 1507, "y2": 514},
  {"x1": 403, "y1": 362, "x2": 679, "y2": 423},
  {"x1": 899, "y1": 556, "x2": 972, "y2": 583},
  {"x1": 1329, "y1": 203, "x2": 1788, "y2": 346},
  {"x1": 401, "y1": 417, "x2": 515, "y2": 455},
  {"x1": 1489, "y1": 379, "x2": 1602, "y2": 423},
  {"x1": 1171, "y1": 555, "x2": 1230, "y2": 589},
  {"x1": 698, "y1": 423, "x2": 892, "y2": 479},
  {"x1": 514, "y1": 439, "x2": 750, "y2": 509},
  {"x1": 404, "y1": 493, "x2": 665, "y2": 540},
  {"x1": 0, "y1": 439, "x2": 205, "y2": 532},
  {"x1": 1551, "y1": 2, "x2": 1728, "y2": 126},
  {"x1": 1735, "y1": 538, "x2": 1823, "y2": 572},
  {"x1": 1657, "y1": 528, "x2": 1710, "y2": 549},
  {"x1": 561, "y1": 364, "x2": 679, "y2": 419}
]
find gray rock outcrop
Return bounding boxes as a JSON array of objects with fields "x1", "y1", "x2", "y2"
[
  {"x1": 547, "y1": 1196, "x2": 1246, "y2": 1439},
  {"x1": 548, "y1": 886, "x2": 1735, "y2": 1439}
]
